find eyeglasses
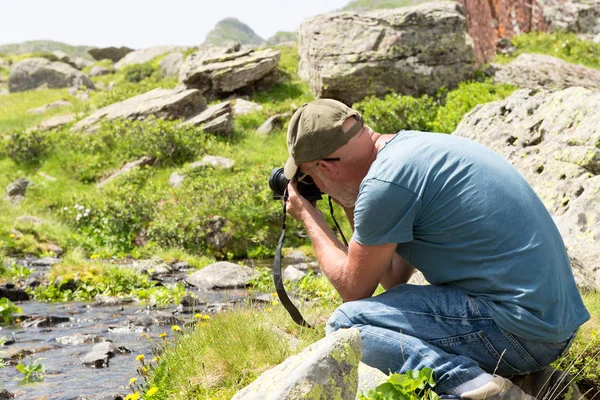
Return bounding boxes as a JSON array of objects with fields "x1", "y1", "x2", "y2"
[{"x1": 297, "y1": 157, "x2": 340, "y2": 184}]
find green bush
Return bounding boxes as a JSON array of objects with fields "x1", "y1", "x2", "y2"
[
  {"x1": 91, "y1": 75, "x2": 177, "y2": 108},
  {"x1": 0, "y1": 129, "x2": 49, "y2": 164},
  {"x1": 353, "y1": 79, "x2": 516, "y2": 135},
  {"x1": 354, "y1": 93, "x2": 437, "y2": 134},
  {"x1": 123, "y1": 62, "x2": 157, "y2": 83},
  {"x1": 0, "y1": 298, "x2": 21, "y2": 324}
]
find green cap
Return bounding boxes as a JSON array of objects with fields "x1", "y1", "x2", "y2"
[{"x1": 284, "y1": 99, "x2": 363, "y2": 179}]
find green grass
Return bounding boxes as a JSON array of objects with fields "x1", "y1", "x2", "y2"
[
  {"x1": 0, "y1": 89, "x2": 83, "y2": 134},
  {"x1": 494, "y1": 31, "x2": 600, "y2": 70},
  {"x1": 137, "y1": 301, "x2": 335, "y2": 399}
]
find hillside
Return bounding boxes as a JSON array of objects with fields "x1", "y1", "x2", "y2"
[
  {"x1": 0, "y1": 40, "x2": 94, "y2": 59},
  {"x1": 203, "y1": 17, "x2": 265, "y2": 46},
  {"x1": 341, "y1": 0, "x2": 432, "y2": 11}
]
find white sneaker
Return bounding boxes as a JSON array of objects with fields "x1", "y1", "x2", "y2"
[{"x1": 461, "y1": 375, "x2": 536, "y2": 399}]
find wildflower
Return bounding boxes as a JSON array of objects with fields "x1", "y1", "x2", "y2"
[
  {"x1": 151, "y1": 357, "x2": 159, "y2": 363},
  {"x1": 146, "y1": 387, "x2": 159, "y2": 397},
  {"x1": 129, "y1": 377, "x2": 137, "y2": 384},
  {"x1": 317, "y1": 291, "x2": 324, "y2": 297},
  {"x1": 136, "y1": 354, "x2": 145, "y2": 362},
  {"x1": 201, "y1": 315, "x2": 210, "y2": 320},
  {"x1": 159, "y1": 332, "x2": 167, "y2": 338},
  {"x1": 125, "y1": 393, "x2": 140, "y2": 400},
  {"x1": 90, "y1": 254, "x2": 100, "y2": 259},
  {"x1": 271, "y1": 301, "x2": 279, "y2": 306},
  {"x1": 9, "y1": 234, "x2": 15, "y2": 238},
  {"x1": 76, "y1": 214, "x2": 82, "y2": 221},
  {"x1": 63, "y1": 207, "x2": 68, "y2": 211},
  {"x1": 171, "y1": 325, "x2": 181, "y2": 332},
  {"x1": 194, "y1": 313, "x2": 201, "y2": 319},
  {"x1": 271, "y1": 292, "x2": 278, "y2": 297},
  {"x1": 266, "y1": 307, "x2": 272, "y2": 312}
]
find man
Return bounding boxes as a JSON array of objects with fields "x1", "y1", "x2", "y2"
[{"x1": 283, "y1": 99, "x2": 589, "y2": 399}]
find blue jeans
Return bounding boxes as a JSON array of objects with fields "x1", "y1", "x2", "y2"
[{"x1": 326, "y1": 284, "x2": 573, "y2": 393}]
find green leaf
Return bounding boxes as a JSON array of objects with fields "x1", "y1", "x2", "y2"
[{"x1": 15, "y1": 364, "x2": 27, "y2": 374}]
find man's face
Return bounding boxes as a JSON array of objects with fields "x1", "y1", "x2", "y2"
[{"x1": 312, "y1": 166, "x2": 359, "y2": 208}]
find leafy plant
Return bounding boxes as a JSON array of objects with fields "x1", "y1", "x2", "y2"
[
  {"x1": 16, "y1": 357, "x2": 46, "y2": 383},
  {"x1": 1, "y1": 129, "x2": 49, "y2": 164},
  {"x1": 359, "y1": 368, "x2": 440, "y2": 400},
  {"x1": 123, "y1": 62, "x2": 157, "y2": 83},
  {"x1": 0, "y1": 297, "x2": 22, "y2": 324}
]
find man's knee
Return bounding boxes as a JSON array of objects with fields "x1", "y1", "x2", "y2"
[{"x1": 326, "y1": 302, "x2": 360, "y2": 336}]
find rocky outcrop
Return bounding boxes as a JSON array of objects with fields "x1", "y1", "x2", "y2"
[
  {"x1": 203, "y1": 18, "x2": 265, "y2": 47},
  {"x1": 232, "y1": 328, "x2": 361, "y2": 400},
  {"x1": 256, "y1": 112, "x2": 291, "y2": 135},
  {"x1": 159, "y1": 52, "x2": 184, "y2": 77},
  {"x1": 114, "y1": 46, "x2": 186, "y2": 69},
  {"x1": 72, "y1": 88, "x2": 206, "y2": 133},
  {"x1": 297, "y1": 2, "x2": 475, "y2": 105},
  {"x1": 540, "y1": 0, "x2": 600, "y2": 38},
  {"x1": 27, "y1": 99, "x2": 71, "y2": 115},
  {"x1": 180, "y1": 101, "x2": 234, "y2": 137},
  {"x1": 179, "y1": 46, "x2": 280, "y2": 99},
  {"x1": 30, "y1": 113, "x2": 75, "y2": 132},
  {"x1": 453, "y1": 87, "x2": 600, "y2": 288},
  {"x1": 8, "y1": 58, "x2": 95, "y2": 92},
  {"x1": 88, "y1": 46, "x2": 134, "y2": 62},
  {"x1": 233, "y1": 98, "x2": 263, "y2": 115},
  {"x1": 494, "y1": 53, "x2": 600, "y2": 90},
  {"x1": 4, "y1": 178, "x2": 32, "y2": 204}
]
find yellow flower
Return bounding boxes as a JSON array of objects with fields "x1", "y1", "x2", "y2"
[
  {"x1": 146, "y1": 387, "x2": 159, "y2": 397},
  {"x1": 129, "y1": 377, "x2": 137, "y2": 384},
  {"x1": 159, "y1": 332, "x2": 167, "y2": 338},
  {"x1": 136, "y1": 354, "x2": 145, "y2": 362},
  {"x1": 194, "y1": 313, "x2": 201, "y2": 319},
  {"x1": 271, "y1": 292, "x2": 278, "y2": 297},
  {"x1": 151, "y1": 357, "x2": 159, "y2": 363},
  {"x1": 201, "y1": 315, "x2": 210, "y2": 320},
  {"x1": 171, "y1": 325, "x2": 181, "y2": 331},
  {"x1": 125, "y1": 393, "x2": 140, "y2": 400},
  {"x1": 266, "y1": 307, "x2": 272, "y2": 312},
  {"x1": 9, "y1": 234, "x2": 15, "y2": 238},
  {"x1": 90, "y1": 254, "x2": 100, "y2": 259},
  {"x1": 317, "y1": 291, "x2": 324, "y2": 296},
  {"x1": 271, "y1": 301, "x2": 279, "y2": 306}
]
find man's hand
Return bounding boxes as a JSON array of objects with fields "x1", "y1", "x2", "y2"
[{"x1": 285, "y1": 179, "x2": 321, "y2": 221}]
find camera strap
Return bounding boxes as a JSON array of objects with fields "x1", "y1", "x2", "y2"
[{"x1": 273, "y1": 192, "x2": 312, "y2": 328}]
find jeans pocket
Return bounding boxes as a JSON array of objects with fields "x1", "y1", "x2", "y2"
[{"x1": 429, "y1": 331, "x2": 525, "y2": 376}]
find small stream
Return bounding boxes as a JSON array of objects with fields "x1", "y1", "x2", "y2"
[{"x1": 0, "y1": 257, "x2": 281, "y2": 400}]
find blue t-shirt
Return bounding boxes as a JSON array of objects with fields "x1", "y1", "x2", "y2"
[{"x1": 353, "y1": 131, "x2": 589, "y2": 342}]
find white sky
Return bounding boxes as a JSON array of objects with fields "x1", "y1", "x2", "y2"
[{"x1": 0, "y1": 0, "x2": 350, "y2": 49}]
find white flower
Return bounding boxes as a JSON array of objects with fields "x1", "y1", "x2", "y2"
[
  {"x1": 63, "y1": 207, "x2": 68, "y2": 211},
  {"x1": 85, "y1": 208, "x2": 90, "y2": 213},
  {"x1": 76, "y1": 214, "x2": 82, "y2": 220}
]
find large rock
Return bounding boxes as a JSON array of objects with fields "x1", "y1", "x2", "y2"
[
  {"x1": 185, "y1": 261, "x2": 257, "y2": 290},
  {"x1": 88, "y1": 46, "x2": 134, "y2": 62},
  {"x1": 232, "y1": 328, "x2": 361, "y2": 400},
  {"x1": 8, "y1": 58, "x2": 96, "y2": 93},
  {"x1": 180, "y1": 101, "x2": 234, "y2": 137},
  {"x1": 179, "y1": 47, "x2": 280, "y2": 99},
  {"x1": 159, "y1": 52, "x2": 184, "y2": 77},
  {"x1": 115, "y1": 46, "x2": 186, "y2": 69},
  {"x1": 30, "y1": 113, "x2": 75, "y2": 132},
  {"x1": 453, "y1": 87, "x2": 600, "y2": 288},
  {"x1": 494, "y1": 53, "x2": 600, "y2": 90},
  {"x1": 72, "y1": 88, "x2": 206, "y2": 133},
  {"x1": 88, "y1": 65, "x2": 112, "y2": 77},
  {"x1": 297, "y1": 2, "x2": 475, "y2": 105},
  {"x1": 540, "y1": 0, "x2": 600, "y2": 39},
  {"x1": 96, "y1": 156, "x2": 154, "y2": 188}
]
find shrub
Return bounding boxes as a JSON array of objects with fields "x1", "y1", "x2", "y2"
[
  {"x1": 354, "y1": 93, "x2": 438, "y2": 134},
  {"x1": 0, "y1": 297, "x2": 21, "y2": 324},
  {"x1": 0, "y1": 129, "x2": 49, "y2": 164},
  {"x1": 123, "y1": 62, "x2": 157, "y2": 83}
]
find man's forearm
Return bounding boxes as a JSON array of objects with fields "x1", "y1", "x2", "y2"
[
  {"x1": 380, "y1": 253, "x2": 415, "y2": 290},
  {"x1": 298, "y1": 206, "x2": 349, "y2": 293}
]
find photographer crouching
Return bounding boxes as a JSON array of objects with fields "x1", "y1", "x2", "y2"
[{"x1": 274, "y1": 99, "x2": 589, "y2": 399}]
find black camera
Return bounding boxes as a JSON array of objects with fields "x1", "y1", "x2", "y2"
[{"x1": 269, "y1": 168, "x2": 323, "y2": 202}]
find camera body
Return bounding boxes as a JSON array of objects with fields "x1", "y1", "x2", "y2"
[{"x1": 269, "y1": 168, "x2": 323, "y2": 202}]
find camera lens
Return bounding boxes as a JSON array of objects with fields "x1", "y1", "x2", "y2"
[{"x1": 269, "y1": 168, "x2": 289, "y2": 198}]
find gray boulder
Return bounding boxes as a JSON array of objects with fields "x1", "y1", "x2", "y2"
[
  {"x1": 159, "y1": 52, "x2": 184, "y2": 77},
  {"x1": 4, "y1": 178, "x2": 32, "y2": 204},
  {"x1": 30, "y1": 113, "x2": 75, "y2": 132},
  {"x1": 453, "y1": 87, "x2": 600, "y2": 289},
  {"x1": 89, "y1": 65, "x2": 112, "y2": 77},
  {"x1": 233, "y1": 98, "x2": 263, "y2": 115},
  {"x1": 81, "y1": 341, "x2": 117, "y2": 368},
  {"x1": 189, "y1": 155, "x2": 235, "y2": 169},
  {"x1": 297, "y1": 2, "x2": 475, "y2": 105},
  {"x1": 8, "y1": 58, "x2": 95, "y2": 93},
  {"x1": 27, "y1": 99, "x2": 71, "y2": 114},
  {"x1": 52, "y1": 50, "x2": 77, "y2": 68},
  {"x1": 256, "y1": 112, "x2": 291, "y2": 135},
  {"x1": 185, "y1": 261, "x2": 257, "y2": 290},
  {"x1": 179, "y1": 47, "x2": 280, "y2": 99},
  {"x1": 115, "y1": 45, "x2": 187, "y2": 69},
  {"x1": 88, "y1": 46, "x2": 134, "y2": 62},
  {"x1": 73, "y1": 57, "x2": 94, "y2": 70},
  {"x1": 494, "y1": 53, "x2": 600, "y2": 90},
  {"x1": 72, "y1": 87, "x2": 206, "y2": 133},
  {"x1": 180, "y1": 101, "x2": 234, "y2": 137},
  {"x1": 232, "y1": 328, "x2": 361, "y2": 400},
  {"x1": 541, "y1": 0, "x2": 600, "y2": 37}
]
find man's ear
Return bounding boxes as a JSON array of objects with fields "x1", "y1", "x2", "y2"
[{"x1": 319, "y1": 159, "x2": 338, "y2": 175}]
